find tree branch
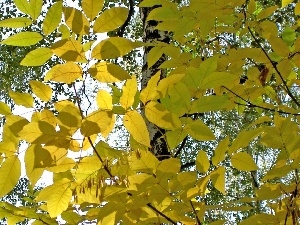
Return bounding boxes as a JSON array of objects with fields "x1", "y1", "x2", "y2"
[{"x1": 146, "y1": 203, "x2": 177, "y2": 224}]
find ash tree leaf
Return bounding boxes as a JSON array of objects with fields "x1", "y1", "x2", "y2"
[
  {"x1": 186, "y1": 120, "x2": 215, "y2": 141},
  {"x1": 124, "y1": 110, "x2": 150, "y2": 147},
  {"x1": 92, "y1": 37, "x2": 140, "y2": 59},
  {"x1": 64, "y1": 7, "x2": 89, "y2": 34},
  {"x1": 21, "y1": 47, "x2": 53, "y2": 66},
  {"x1": 231, "y1": 152, "x2": 258, "y2": 171},
  {"x1": 25, "y1": 145, "x2": 44, "y2": 186},
  {"x1": 82, "y1": 0, "x2": 104, "y2": 21},
  {"x1": 140, "y1": 70, "x2": 160, "y2": 104},
  {"x1": 120, "y1": 76, "x2": 137, "y2": 110},
  {"x1": 0, "y1": 17, "x2": 32, "y2": 28},
  {"x1": 43, "y1": 1, "x2": 62, "y2": 35},
  {"x1": 0, "y1": 155, "x2": 21, "y2": 198},
  {"x1": 29, "y1": 0, "x2": 43, "y2": 20},
  {"x1": 88, "y1": 62, "x2": 131, "y2": 82},
  {"x1": 93, "y1": 7, "x2": 129, "y2": 33},
  {"x1": 210, "y1": 166, "x2": 225, "y2": 194},
  {"x1": 281, "y1": 0, "x2": 293, "y2": 8},
  {"x1": 14, "y1": 0, "x2": 33, "y2": 17},
  {"x1": 196, "y1": 150, "x2": 210, "y2": 173},
  {"x1": 0, "y1": 102, "x2": 12, "y2": 116},
  {"x1": 96, "y1": 90, "x2": 113, "y2": 110},
  {"x1": 44, "y1": 62, "x2": 82, "y2": 84},
  {"x1": 9, "y1": 91, "x2": 33, "y2": 108},
  {"x1": 1, "y1": 31, "x2": 43, "y2": 46},
  {"x1": 212, "y1": 137, "x2": 229, "y2": 166},
  {"x1": 51, "y1": 39, "x2": 86, "y2": 62},
  {"x1": 29, "y1": 80, "x2": 52, "y2": 102}
]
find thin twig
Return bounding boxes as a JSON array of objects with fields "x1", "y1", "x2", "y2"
[
  {"x1": 146, "y1": 203, "x2": 177, "y2": 224},
  {"x1": 190, "y1": 200, "x2": 202, "y2": 225}
]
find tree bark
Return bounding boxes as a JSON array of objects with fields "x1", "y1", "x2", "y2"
[{"x1": 140, "y1": 4, "x2": 170, "y2": 160}]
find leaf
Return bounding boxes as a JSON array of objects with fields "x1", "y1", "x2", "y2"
[
  {"x1": 1, "y1": 32, "x2": 43, "y2": 46},
  {"x1": 96, "y1": 90, "x2": 113, "y2": 110},
  {"x1": 14, "y1": 0, "x2": 32, "y2": 17},
  {"x1": 51, "y1": 39, "x2": 86, "y2": 62},
  {"x1": 93, "y1": 7, "x2": 129, "y2": 33},
  {"x1": 210, "y1": 166, "x2": 225, "y2": 194},
  {"x1": 43, "y1": 1, "x2": 62, "y2": 35},
  {"x1": 212, "y1": 137, "x2": 229, "y2": 166},
  {"x1": 29, "y1": 80, "x2": 52, "y2": 102},
  {"x1": 21, "y1": 48, "x2": 53, "y2": 66},
  {"x1": 44, "y1": 62, "x2": 82, "y2": 84},
  {"x1": 36, "y1": 179, "x2": 72, "y2": 218},
  {"x1": 0, "y1": 102, "x2": 12, "y2": 116},
  {"x1": 196, "y1": 150, "x2": 210, "y2": 173},
  {"x1": 0, "y1": 17, "x2": 32, "y2": 28},
  {"x1": 282, "y1": 27, "x2": 295, "y2": 46},
  {"x1": 186, "y1": 120, "x2": 215, "y2": 141},
  {"x1": 231, "y1": 152, "x2": 258, "y2": 171},
  {"x1": 140, "y1": 71, "x2": 160, "y2": 104},
  {"x1": 156, "y1": 158, "x2": 180, "y2": 181},
  {"x1": 64, "y1": 7, "x2": 89, "y2": 34},
  {"x1": 124, "y1": 110, "x2": 150, "y2": 147},
  {"x1": 200, "y1": 72, "x2": 239, "y2": 89},
  {"x1": 257, "y1": 6, "x2": 278, "y2": 20},
  {"x1": 295, "y1": 2, "x2": 300, "y2": 15},
  {"x1": 239, "y1": 214, "x2": 276, "y2": 225},
  {"x1": 120, "y1": 76, "x2": 137, "y2": 110},
  {"x1": 81, "y1": 110, "x2": 113, "y2": 137},
  {"x1": 145, "y1": 101, "x2": 181, "y2": 130},
  {"x1": 281, "y1": 0, "x2": 293, "y2": 8},
  {"x1": 190, "y1": 95, "x2": 232, "y2": 113},
  {"x1": 0, "y1": 156, "x2": 21, "y2": 198},
  {"x1": 82, "y1": 0, "x2": 104, "y2": 20},
  {"x1": 88, "y1": 62, "x2": 131, "y2": 82},
  {"x1": 29, "y1": 0, "x2": 43, "y2": 20},
  {"x1": 9, "y1": 91, "x2": 33, "y2": 108},
  {"x1": 92, "y1": 37, "x2": 140, "y2": 59}
]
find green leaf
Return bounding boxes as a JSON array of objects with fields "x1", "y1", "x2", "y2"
[
  {"x1": 0, "y1": 17, "x2": 32, "y2": 28},
  {"x1": 196, "y1": 150, "x2": 210, "y2": 173},
  {"x1": 186, "y1": 120, "x2": 215, "y2": 141},
  {"x1": 21, "y1": 48, "x2": 53, "y2": 66},
  {"x1": 29, "y1": 80, "x2": 52, "y2": 102},
  {"x1": 0, "y1": 156, "x2": 21, "y2": 198},
  {"x1": 1, "y1": 32, "x2": 43, "y2": 46},
  {"x1": 43, "y1": 1, "x2": 62, "y2": 35},
  {"x1": 282, "y1": 27, "x2": 295, "y2": 46},
  {"x1": 190, "y1": 95, "x2": 232, "y2": 113},
  {"x1": 124, "y1": 110, "x2": 150, "y2": 147},
  {"x1": 92, "y1": 37, "x2": 140, "y2": 59},
  {"x1": 89, "y1": 62, "x2": 131, "y2": 82},
  {"x1": 231, "y1": 152, "x2": 258, "y2": 171},
  {"x1": 29, "y1": 0, "x2": 43, "y2": 20},
  {"x1": 14, "y1": 0, "x2": 32, "y2": 17},
  {"x1": 93, "y1": 7, "x2": 129, "y2": 33},
  {"x1": 82, "y1": 0, "x2": 104, "y2": 20},
  {"x1": 44, "y1": 62, "x2": 82, "y2": 84},
  {"x1": 9, "y1": 91, "x2": 33, "y2": 108}
]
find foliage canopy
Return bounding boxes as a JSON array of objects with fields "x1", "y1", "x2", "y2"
[{"x1": 0, "y1": 0, "x2": 300, "y2": 224}]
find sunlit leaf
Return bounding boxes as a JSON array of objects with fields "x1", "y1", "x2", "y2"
[
  {"x1": 93, "y1": 7, "x2": 128, "y2": 33},
  {"x1": 13, "y1": 0, "x2": 32, "y2": 17},
  {"x1": 124, "y1": 110, "x2": 150, "y2": 147},
  {"x1": 29, "y1": 0, "x2": 43, "y2": 20},
  {"x1": 9, "y1": 91, "x2": 33, "y2": 108},
  {"x1": 0, "y1": 17, "x2": 32, "y2": 28},
  {"x1": 44, "y1": 62, "x2": 82, "y2": 84},
  {"x1": 231, "y1": 152, "x2": 258, "y2": 171},
  {"x1": 210, "y1": 166, "x2": 225, "y2": 194},
  {"x1": 140, "y1": 71, "x2": 160, "y2": 104},
  {"x1": 82, "y1": 0, "x2": 104, "y2": 20},
  {"x1": 120, "y1": 76, "x2": 137, "y2": 110},
  {"x1": 96, "y1": 89, "x2": 113, "y2": 110},
  {"x1": 1, "y1": 32, "x2": 43, "y2": 46},
  {"x1": 29, "y1": 80, "x2": 52, "y2": 102},
  {"x1": 0, "y1": 102, "x2": 12, "y2": 116},
  {"x1": 64, "y1": 7, "x2": 89, "y2": 34},
  {"x1": 0, "y1": 156, "x2": 21, "y2": 198},
  {"x1": 186, "y1": 120, "x2": 215, "y2": 141},
  {"x1": 51, "y1": 39, "x2": 86, "y2": 62},
  {"x1": 89, "y1": 62, "x2": 131, "y2": 82},
  {"x1": 43, "y1": 1, "x2": 62, "y2": 35},
  {"x1": 281, "y1": 0, "x2": 293, "y2": 8},
  {"x1": 21, "y1": 48, "x2": 53, "y2": 66},
  {"x1": 196, "y1": 150, "x2": 210, "y2": 173},
  {"x1": 212, "y1": 137, "x2": 229, "y2": 166},
  {"x1": 92, "y1": 37, "x2": 140, "y2": 59}
]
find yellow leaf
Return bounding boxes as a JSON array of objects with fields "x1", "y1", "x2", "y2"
[
  {"x1": 295, "y1": 2, "x2": 300, "y2": 15},
  {"x1": 29, "y1": 0, "x2": 43, "y2": 20},
  {"x1": 257, "y1": 6, "x2": 278, "y2": 20},
  {"x1": 1, "y1": 31, "x2": 43, "y2": 46},
  {"x1": 120, "y1": 76, "x2": 137, "y2": 110},
  {"x1": 31, "y1": 109, "x2": 57, "y2": 127},
  {"x1": 81, "y1": 110, "x2": 113, "y2": 137},
  {"x1": 124, "y1": 110, "x2": 150, "y2": 147},
  {"x1": 58, "y1": 24, "x2": 70, "y2": 39},
  {"x1": 0, "y1": 17, "x2": 32, "y2": 28},
  {"x1": 82, "y1": 0, "x2": 104, "y2": 20},
  {"x1": 239, "y1": 214, "x2": 276, "y2": 225},
  {"x1": 96, "y1": 89, "x2": 113, "y2": 110},
  {"x1": 21, "y1": 47, "x2": 53, "y2": 66},
  {"x1": 51, "y1": 39, "x2": 86, "y2": 62},
  {"x1": 6, "y1": 115, "x2": 29, "y2": 136},
  {"x1": 196, "y1": 150, "x2": 210, "y2": 173},
  {"x1": 36, "y1": 179, "x2": 72, "y2": 218},
  {"x1": 64, "y1": 7, "x2": 89, "y2": 34},
  {"x1": 231, "y1": 152, "x2": 258, "y2": 171},
  {"x1": 9, "y1": 91, "x2": 33, "y2": 108},
  {"x1": 44, "y1": 62, "x2": 82, "y2": 84},
  {"x1": 282, "y1": 0, "x2": 293, "y2": 8},
  {"x1": 0, "y1": 102, "x2": 12, "y2": 115},
  {"x1": 140, "y1": 70, "x2": 160, "y2": 104},
  {"x1": 166, "y1": 129, "x2": 188, "y2": 149},
  {"x1": 88, "y1": 62, "x2": 131, "y2": 82},
  {"x1": 92, "y1": 37, "x2": 140, "y2": 59},
  {"x1": 101, "y1": 114, "x2": 115, "y2": 138},
  {"x1": 200, "y1": 72, "x2": 239, "y2": 89},
  {"x1": 190, "y1": 95, "x2": 232, "y2": 113},
  {"x1": 147, "y1": 47, "x2": 163, "y2": 68},
  {"x1": 93, "y1": 7, "x2": 128, "y2": 33},
  {"x1": 29, "y1": 80, "x2": 52, "y2": 102},
  {"x1": 43, "y1": 1, "x2": 62, "y2": 35},
  {"x1": 57, "y1": 105, "x2": 82, "y2": 134},
  {"x1": 167, "y1": 82, "x2": 191, "y2": 116},
  {"x1": 14, "y1": 0, "x2": 32, "y2": 17},
  {"x1": 0, "y1": 155, "x2": 21, "y2": 198},
  {"x1": 145, "y1": 101, "x2": 181, "y2": 130},
  {"x1": 210, "y1": 166, "x2": 225, "y2": 194},
  {"x1": 47, "y1": 158, "x2": 76, "y2": 173},
  {"x1": 212, "y1": 137, "x2": 229, "y2": 166},
  {"x1": 186, "y1": 120, "x2": 215, "y2": 141},
  {"x1": 129, "y1": 149, "x2": 158, "y2": 173},
  {"x1": 156, "y1": 158, "x2": 180, "y2": 180}
]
